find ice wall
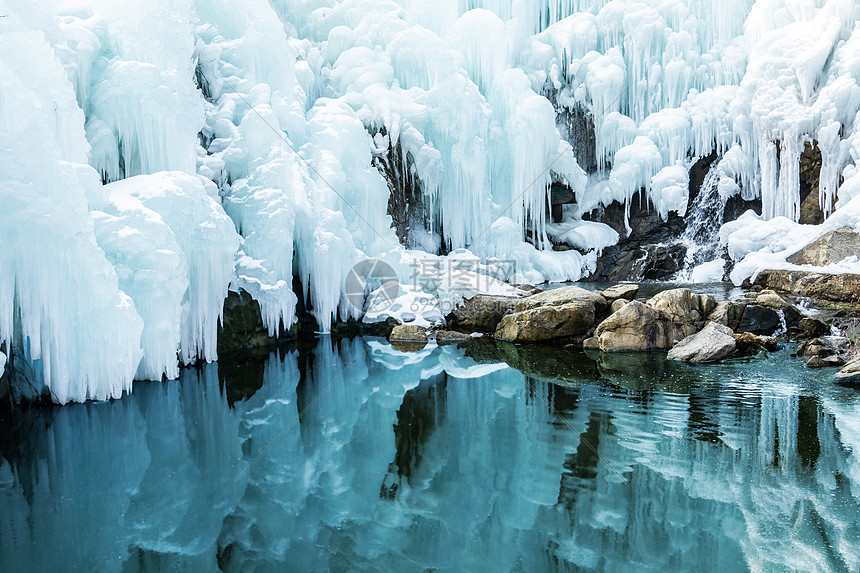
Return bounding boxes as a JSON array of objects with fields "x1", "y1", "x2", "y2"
[{"x1": 3, "y1": 0, "x2": 860, "y2": 401}]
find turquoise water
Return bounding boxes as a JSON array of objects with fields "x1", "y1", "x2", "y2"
[{"x1": 1, "y1": 337, "x2": 859, "y2": 572}]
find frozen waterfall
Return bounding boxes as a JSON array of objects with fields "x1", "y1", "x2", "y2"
[{"x1": 1, "y1": 0, "x2": 860, "y2": 402}]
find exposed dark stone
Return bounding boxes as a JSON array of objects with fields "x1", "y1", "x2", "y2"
[
  {"x1": 789, "y1": 318, "x2": 830, "y2": 341},
  {"x1": 218, "y1": 290, "x2": 280, "y2": 356},
  {"x1": 799, "y1": 140, "x2": 826, "y2": 225},
  {"x1": 586, "y1": 190, "x2": 687, "y2": 282},
  {"x1": 555, "y1": 103, "x2": 597, "y2": 174},
  {"x1": 688, "y1": 151, "x2": 719, "y2": 204},
  {"x1": 723, "y1": 193, "x2": 762, "y2": 224},
  {"x1": 736, "y1": 304, "x2": 783, "y2": 335},
  {"x1": 551, "y1": 181, "x2": 576, "y2": 223},
  {"x1": 371, "y1": 126, "x2": 436, "y2": 251}
]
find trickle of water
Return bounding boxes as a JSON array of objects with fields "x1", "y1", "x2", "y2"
[{"x1": 676, "y1": 164, "x2": 729, "y2": 280}]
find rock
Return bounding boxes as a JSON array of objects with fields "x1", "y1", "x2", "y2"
[
  {"x1": 792, "y1": 317, "x2": 830, "y2": 340},
  {"x1": 806, "y1": 355, "x2": 846, "y2": 369},
  {"x1": 583, "y1": 336, "x2": 600, "y2": 350},
  {"x1": 733, "y1": 332, "x2": 779, "y2": 354},
  {"x1": 798, "y1": 336, "x2": 850, "y2": 368},
  {"x1": 600, "y1": 284, "x2": 639, "y2": 301},
  {"x1": 836, "y1": 356, "x2": 860, "y2": 383},
  {"x1": 495, "y1": 301, "x2": 596, "y2": 343},
  {"x1": 435, "y1": 330, "x2": 471, "y2": 345},
  {"x1": 755, "y1": 292, "x2": 792, "y2": 309},
  {"x1": 707, "y1": 301, "x2": 747, "y2": 331},
  {"x1": 389, "y1": 324, "x2": 429, "y2": 343},
  {"x1": 610, "y1": 299, "x2": 628, "y2": 313},
  {"x1": 218, "y1": 290, "x2": 278, "y2": 355},
  {"x1": 668, "y1": 322, "x2": 737, "y2": 363},
  {"x1": 449, "y1": 295, "x2": 517, "y2": 333},
  {"x1": 786, "y1": 227, "x2": 860, "y2": 266},
  {"x1": 593, "y1": 301, "x2": 673, "y2": 351},
  {"x1": 736, "y1": 304, "x2": 785, "y2": 335},
  {"x1": 754, "y1": 269, "x2": 860, "y2": 304},
  {"x1": 647, "y1": 288, "x2": 717, "y2": 343},
  {"x1": 592, "y1": 243, "x2": 688, "y2": 282},
  {"x1": 514, "y1": 286, "x2": 607, "y2": 313}
]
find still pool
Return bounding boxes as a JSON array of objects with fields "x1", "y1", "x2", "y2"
[{"x1": 1, "y1": 337, "x2": 858, "y2": 572}]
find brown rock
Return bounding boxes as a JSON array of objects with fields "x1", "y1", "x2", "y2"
[
  {"x1": 733, "y1": 332, "x2": 779, "y2": 354},
  {"x1": 754, "y1": 269, "x2": 860, "y2": 303},
  {"x1": 610, "y1": 299, "x2": 628, "y2": 313},
  {"x1": 707, "y1": 301, "x2": 747, "y2": 331}
]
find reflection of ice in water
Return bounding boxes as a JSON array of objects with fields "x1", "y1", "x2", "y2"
[{"x1": 1, "y1": 339, "x2": 859, "y2": 572}]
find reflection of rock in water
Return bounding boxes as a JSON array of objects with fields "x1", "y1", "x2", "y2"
[
  {"x1": 381, "y1": 373, "x2": 448, "y2": 499},
  {"x1": 559, "y1": 411, "x2": 615, "y2": 507}
]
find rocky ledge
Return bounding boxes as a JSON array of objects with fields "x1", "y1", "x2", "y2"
[{"x1": 405, "y1": 282, "x2": 860, "y2": 376}]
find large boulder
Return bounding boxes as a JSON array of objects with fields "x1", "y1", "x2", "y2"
[
  {"x1": 735, "y1": 304, "x2": 784, "y2": 335},
  {"x1": 389, "y1": 324, "x2": 429, "y2": 343},
  {"x1": 647, "y1": 288, "x2": 717, "y2": 344},
  {"x1": 754, "y1": 270, "x2": 860, "y2": 303},
  {"x1": 836, "y1": 356, "x2": 860, "y2": 384},
  {"x1": 495, "y1": 301, "x2": 596, "y2": 343},
  {"x1": 599, "y1": 284, "x2": 639, "y2": 302},
  {"x1": 593, "y1": 301, "x2": 673, "y2": 351},
  {"x1": 733, "y1": 332, "x2": 779, "y2": 354},
  {"x1": 787, "y1": 227, "x2": 860, "y2": 266},
  {"x1": 707, "y1": 301, "x2": 747, "y2": 330},
  {"x1": 514, "y1": 286, "x2": 607, "y2": 313},
  {"x1": 449, "y1": 294, "x2": 517, "y2": 333},
  {"x1": 494, "y1": 286, "x2": 607, "y2": 343},
  {"x1": 668, "y1": 322, "x2": 737, "y2": 363}
]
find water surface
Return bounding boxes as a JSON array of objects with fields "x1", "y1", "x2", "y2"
[{"x1": 1, "y1": 338, "x2": 858, "y2": 572}]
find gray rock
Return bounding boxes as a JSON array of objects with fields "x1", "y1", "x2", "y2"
[
  {"x1": 787, "y1": 227, "x2": 860, "y2": 266},
  {"x1": 668, "y1": 322, "x2": 737, "y2": 363},
  {"x1": 514, "y1": 285, "x2": 607, "y2": 313},
  {"x1": 600, "y1": 284, "x2": 639, "y2": 301},
  {"x1": 593, "y1": 301, "x2": 673, "y2": 351},
  {"x1": 449, "y1": 294, "x2": 517, "y2": 332},
  {"x1": 753, "y1": 269, "x2": 860, "y2": 303},
  {"x1": 495, "y1": 301, "x2": 596, "y2": 343},
  {"x1": 647, "y1": 288, "x2": 717, "y2": 344},
  {"x1": 836, "y1": 356, "x2": 860, "y2": 383},
  {"x1": 707, "y1": 301, "x2": 747, "y2": 331},
  {"x1": 389, "y1": 324, "x2": 429, "y2": 342},
  {"x1": 435, "y1": 330, "x2": 472, "y2": 345}
]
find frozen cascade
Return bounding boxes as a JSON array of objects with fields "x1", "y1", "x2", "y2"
[
  {"x1": 2, "y1": 0, "x2": 860, "y2": 401},
  {"x1": 677, "y1": 164, "x2": 729, "y2": 282}
]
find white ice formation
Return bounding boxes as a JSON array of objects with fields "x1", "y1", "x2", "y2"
[{"x1": 1, "y1": 0, "x2": 860, "y2": 401}]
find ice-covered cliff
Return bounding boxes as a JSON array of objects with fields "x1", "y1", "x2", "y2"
[{"x1": 1, "y1": 0, "x2": 860, "y2": 402}]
